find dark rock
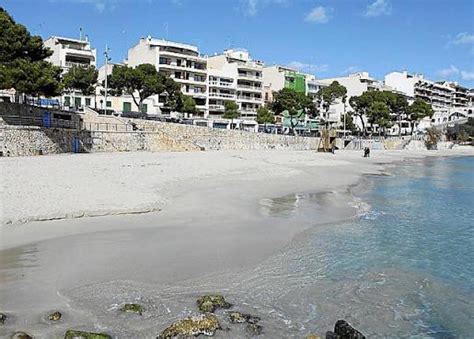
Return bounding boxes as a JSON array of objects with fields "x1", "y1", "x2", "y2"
[
  {"x1": 48, "y1": 311, "x2": 62, "y2": 321},
  {"x1": 196, "y1": 295, "x2": 232, "y2": 313},
  {"x1": 11, "y1": 332, "x2": 33, "y2": 339},
  {"x1": 326, "y1": 320, "x2": 365, "y2": 339},
  {"x1": 64, "y1": 330, "x2": 112, "y2": 339},
  {"x1": 158, "y1": 314, "x2": 221, "y2": 338},
  {"x1": 121, "y1": 303, "x2": 143, "y2": 315},
  {"x1": 227, "y1": 311, "x2": 260, "y2": 324},
  {"x1": 0, "y1": 313, "x2": 6, "y2": 324},
  {"x1": 246, "y1": 323, "x2": 263, "y2": 336}
]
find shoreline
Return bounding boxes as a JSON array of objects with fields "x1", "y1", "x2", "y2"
[{"x1": 0, "y1": 148, "x2": 473, "y2": 337}]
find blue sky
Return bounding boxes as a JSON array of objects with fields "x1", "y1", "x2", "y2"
[{"x1": 2, "y1": 0, "x2": 474, "y2": 87}]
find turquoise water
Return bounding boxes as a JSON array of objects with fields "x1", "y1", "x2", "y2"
[{"x1": 218, "y1": 156, "x2": 474, "y2": 337}]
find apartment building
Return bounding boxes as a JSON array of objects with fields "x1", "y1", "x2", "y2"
[
  {"x1": 208, "y1": 49, "x2": 264, "y2": 120},
  {"x1": 44, "y1": 36, "x2": 97, "y2": 72},
  {"x1": 44, "y1": 35, "x2": 97, "y2": 110},
  {"x1": 384, "y1": 71, "x2": 456, "y2": 111},
  {"x1": 207, "y1": 69, "x2": 237, "y2": 118},
  {"x1": 262, "y1": 65, "x2": 308, "y2": 103},
  {"x1": 444, "y1": 82, "x2": 470, "y2": 108},
  {"x1": 127, "y1": 37, "x2": 208, "y2": 116}
]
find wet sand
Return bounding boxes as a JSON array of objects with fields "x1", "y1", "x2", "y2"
[{"x1": 1, "y1": 148, "x2": 473, "y2": 337}]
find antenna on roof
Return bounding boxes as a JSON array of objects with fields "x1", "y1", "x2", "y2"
[
  {"x1": 79, "y1": 27, "x2": 83, "y2": 41},
  {"x1": 164, "y1": 22, "x2": 169, "y2": 40}
]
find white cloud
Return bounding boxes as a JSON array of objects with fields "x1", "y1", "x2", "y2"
[
  {"x1": 450, "y1": 32, "x2": 474, "y2": 45},
  {"x1": 241, "y1": 0, "x2": 290, "y2": 16},
  {"x1": 341, "y1": 66, "x2": 361, "y2": 75},
  {"x1": 436, "y1": 65, "x2": 474, "y2": 82},
  {"x1": 288, "y1": 61, "x2": 329, "y2": 74},
  {"x1": 461, "y1": 70, "x2": 474, "y2": 81},
  {"x1": 305, "y1": 6, "x2": 332, "y2": 23},
  {"x1": 365, "y1": 0, "x2": 392, "y2": 17},
  {"x1": 437, "y1": 65, "x2": 460, "y2": 78}
]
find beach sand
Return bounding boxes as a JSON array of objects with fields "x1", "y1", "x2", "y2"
[{"x1": 1, "y1": 147, "x2": 473, "y2": 337}]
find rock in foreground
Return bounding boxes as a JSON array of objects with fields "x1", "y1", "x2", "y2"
[
  {"x1": 196, "y1": 295, "x2": 232, "y2": 313},
  {"x1": 11, "y1": 332, "x2": 32, "y2": 339},
  {"x1": 246, "y1": 323, "x2": 263, "y2": 336},
  {"x1": 49, "y1": 311, "x2": 62, "y2": 321},
  {"x1": 121, "y1": 303, "x2": 144, "y2": 315},
  {"x1": 158, "y1": 314, "x2": 221, "y2": 338},
  {"x1": 64, "y1": 330, "x2": 112, "y2": 339},
  {"x1": 326, "y1": 320, "x2": 365, "y2": 339},
  {"x1": 227, "y1": 311, "x2": 260, "y2": 324}
]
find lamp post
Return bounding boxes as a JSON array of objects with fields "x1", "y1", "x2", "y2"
[{"x1": 103, "y1": 44, "x2": 111, "y2": 114}]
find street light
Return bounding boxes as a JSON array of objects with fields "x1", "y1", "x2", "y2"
[{"x1": 103, "y1": 44, "x2": 111, "y2": 114}]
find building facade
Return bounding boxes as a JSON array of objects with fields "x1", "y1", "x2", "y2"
[
  {"x1": 208, "y1": 49, "x2": 264, "y2": 120},
  {"x1": 127, "y1": 37, "x2": 208, "y2": 116},
  {"x1": 44, "y1": 36, "x2": 97, "y2": 110}
]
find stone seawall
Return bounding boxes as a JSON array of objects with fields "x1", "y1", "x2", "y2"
[{"x1": 1, "y1": 118, "x2": 321, "y2": 156}]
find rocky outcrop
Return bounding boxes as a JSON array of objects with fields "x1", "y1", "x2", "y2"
[
  {"x1": 227, "y1": 311, "x2": 260, "y2": 324},
  {"x1": 48, "y1": 311, "x2": 62, "y2": 321},
  {"x1": 158, "y1": 314, "x2": 221, "y2": 338},
  {"x1": 11, "y1": 332, "x2": 32, "y2": 339},
  {"x1": 121, "y1": 303, "x2": 144, "y2": 315},
  {"x1": 0, "y1": 313, "x2": 6, "y2": 324},
  {"x1": 197, "y1": 295, "x2": 232, "y2": 313},
  {"x1": 64, "y1": 330, "x2": 112, "y2": 339},
  {"x1": 326, "y1": 320, "x2": 366, "y2": 339}
]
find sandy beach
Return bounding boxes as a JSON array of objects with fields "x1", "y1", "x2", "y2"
[{"x1": 1, "y1": 147, "x2": 473, "y2": 338}]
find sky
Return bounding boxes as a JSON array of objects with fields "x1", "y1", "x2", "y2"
[{"x1": 2, "y1": 0, "x2": 474, "y2": 87}]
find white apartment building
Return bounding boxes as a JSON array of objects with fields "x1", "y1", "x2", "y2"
[
  {"x1": 208, "y1": 49, "x2": 264, "y2": 119},
  {"x1": 44, "y1": 36, "x2": 96, "y2": 72},
  {"x1": 385, "y1": 71, "x2": 474, "y2": 127},
  {"x1": 305, "y1": 74, "x2": 327, "y2": 99},
  {"x1": 207, "y1": 69, "x2": 237, "y2": 118},
  {"x1": 44, "y1": 36, "x2": 97, "y2": 110},
  {"x1": 385, "y1": 71, "x2": 454, "y2": 112},
  {"x1": 127, "y1": 37, "x2": 208, "y2": 116}
]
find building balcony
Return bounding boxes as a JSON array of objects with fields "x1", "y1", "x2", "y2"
[
  {"x1": 158, "y1": 63, "x2": 207, "y2": 74},
  {"x1": 237, "y1": 73, "x2": 262, "y2": 81},
  {"x1": 209, "y1": 92, "x2": 236, "y2": 99},
  {"x1": 237, "y1": 84, "x2": 262, "y2": 92},
  {"x1": 209, "y1": 81, "x2": 234, "y2": 88},
  {"x1": 209, "y1": 104, "x2": 225, "y2": 111},
  {"x1": 158, "y1": 50, "x2": 207, "y2": 62},
  {"x1": 172, "y1": 77, "x2": 207, "y2": 85},
  {"x1": 64, "y1": 61, "x2": 93, "y2": 68},
  {"x1": 237, "y1": 96, "x2": 263, "y2": 103}
]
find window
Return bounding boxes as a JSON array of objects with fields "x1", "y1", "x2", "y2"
[
  {"x1": 74, "y1": 97, "x2": 81, "y2": 108},
  {"x1": 123, "y1": 102, "x2": 132, "y2": 112},
  {"x1": 64, "y1": 96, "x2": 71, "y2": 106},
  {"x1": 141, "y1": 104, "x2": 148, "y2": 113},
  {"x1": 106, "y1": 101, "x2": 111, "y2": 107},
  {"x1": 85, "y1": 98, "x2": 91, "y2": 106}
]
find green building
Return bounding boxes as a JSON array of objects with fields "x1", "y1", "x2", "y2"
[{"x1": 284, "y1": 71, "x2": 306, "y2": 93}]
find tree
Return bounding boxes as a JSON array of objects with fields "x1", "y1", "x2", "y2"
[
  {"x1": 408, "y1": 99, "x2": 433, "y2": 135},
  {"x1": 341, "y1": 112, "x2": 357, "y2": 133},
  {"x1": 256, "y1": 105, "x2": 275, "y2": 124},
  {"x1": 272, "y1": 88, "x2": 313, "y2": 134},
  {"x1": 62, "y1": 65, "x2": 98, "y2": 96},
  {"x1": 177, "y1": 95, "x2": 197, "y2": 116},
  {"x1": 317, "y1": 81, "x2": 347, "y2": 125},
  {"x1": 222, "y1": 101, "x2": 240, "y2": 128},
  {"x1": 109, "y1": 63, "x2": 180, "y2": 112},
  {"x1": 367, "y1": 101, "x2": 391, "y2": 135},
  {"x1": 0, "y1": 7, "x2": 61, "y2": 97}
]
